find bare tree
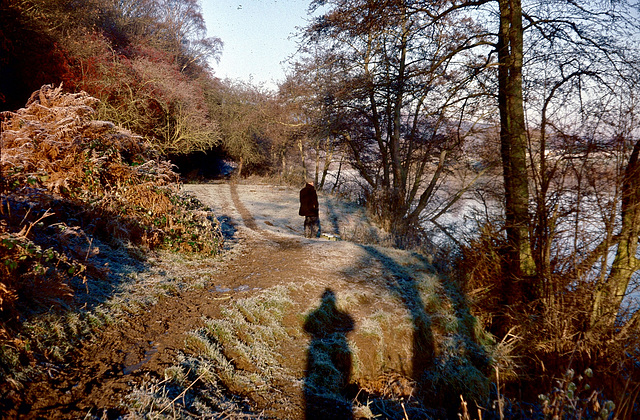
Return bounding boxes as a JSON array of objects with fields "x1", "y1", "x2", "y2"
[
  {"x1": 411, "y1": 0, "x2": 640, "y2": 340},
  {"x1": 207, "y1": 80, "x2": 289, "y2": 177},
  {"x1": 299, "y1": 0, "x2": 491, "y2": 245},
  {"x1": 280, "y1": 51, "x2": 350, "y2": 189},
  {"x1": 511, "y1": 0, "x2": 640, "y2": 334}
]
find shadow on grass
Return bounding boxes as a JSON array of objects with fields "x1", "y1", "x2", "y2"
[
  {"x1": 360, "y1": 246, "x2": 436, "y2": 378},
  {"x1": 357, "y1": 245, "x2": 491, "y2": 418},
  {"x1": 324, "y1": 199, "x2": 343, "y2": 236},
  {"x1": 303, "y1": 288, "x2": 355, "y2": 420}
]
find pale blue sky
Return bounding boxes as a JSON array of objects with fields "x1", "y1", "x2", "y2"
[{"x1": 201, "y1": 0, "x2": 314, "y2": 89}]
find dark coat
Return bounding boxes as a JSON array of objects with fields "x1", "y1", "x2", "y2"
[{"x1": 299, "y1": 183, "x2": 319, "y2": 217}]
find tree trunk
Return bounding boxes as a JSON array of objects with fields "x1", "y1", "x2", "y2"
[
  {"x1": 299, "y1": 137, "x2": 307, "y2": 180},
  {"x1": 314, "y1": 143, "x2": 320, "y2": 186},
  {"x1": 331, "y1": 155, "x2": 344, "y2": 194},
  {"x1": 319, "y1": 137, "x2": 334, "y2": 190},
  {"x1": 237, "y1": 156, "x2": 244, "y2": 179},
  {"x1": 281, "y1": 151, "x2": 287, "y2": 182},
  {"x1": 496, "y1": 0, "x2": 536, "y2": 333},
  {"x1": 390, "y1": 14, "x2": 409, "y2": 215},
  {"x1": 591, "y1": 139, "x2": 640, "y2": 328}
]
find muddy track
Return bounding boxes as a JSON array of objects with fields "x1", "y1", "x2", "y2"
[
  {"x1": 17, "y1": 182, "x2": 314, "y2": 418},
  {"x1": 14, "y1": 182, "x2": 436, "y2": 419},
  {"x1": 229, "y1": 180, "x2": 259, "y2": 231}
]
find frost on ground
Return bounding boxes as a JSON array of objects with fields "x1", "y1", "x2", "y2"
[
  {"x1": 183, "y1": 181, "x2": 394, "y2": 245},
  {"x1": 13, "y1": 181, "x2": 493, "y2": 420}
]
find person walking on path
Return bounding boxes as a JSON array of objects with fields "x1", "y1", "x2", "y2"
[{"x1": 299, "y1": 180, "x2": 321, "y2": 238}]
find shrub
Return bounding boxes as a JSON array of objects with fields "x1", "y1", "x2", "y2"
[{"x1": 0, "y1": 85, "x2": 224, "y2": 387}]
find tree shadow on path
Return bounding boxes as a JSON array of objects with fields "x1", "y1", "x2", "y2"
[{"x1": 303, "y1": 288, "x2": 355, "y2": 420}]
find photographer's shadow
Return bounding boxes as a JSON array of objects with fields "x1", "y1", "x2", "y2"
[{"x1": 303, "y1": 289, "x2": 355, "y2": 420}]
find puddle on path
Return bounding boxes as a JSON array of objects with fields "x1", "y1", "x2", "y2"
[{"x1": 123, "y1": 342, "x2": 159, "y2": 375}]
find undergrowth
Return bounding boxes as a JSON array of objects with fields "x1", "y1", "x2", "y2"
[
  {"x1": 458, "y1": 222, "x2": 639, "y2": 419},
  {"x1": 0, "y1": 85, "x2": 224, "y2": 399}
]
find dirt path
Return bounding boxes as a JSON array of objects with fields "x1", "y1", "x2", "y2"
[{"x1": 17, "y1": 182, "x2": 380, "y2": 418}]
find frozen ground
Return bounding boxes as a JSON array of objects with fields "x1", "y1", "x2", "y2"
[{"x1": 182, "y1": 180, "x2": 393, "y2": 245}]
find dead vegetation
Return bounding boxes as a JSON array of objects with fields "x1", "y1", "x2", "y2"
[
  {"x1": 0, "y1": 85, "x2": 223, "y2": 392},
  {"x1": 2, "y1": 84, "x2": 627, "y2": 419}
]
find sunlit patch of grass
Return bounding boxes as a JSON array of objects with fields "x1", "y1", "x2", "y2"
[
  {"x1": 126, "y1": 353, "x2": 259, "y2": 419},
  {"x1": 333, "y1": 289, "x2": 372, "y2": 312},
  {"x1": 356, "y1": 310, "x2": 417, "y2": 375},
  {"x1": 184, "y1": 333, "x2": 209, "y2": 355},
  {"x1": 85, "y1": 313, "x2": 103, "y2": 329},
  {"x1": 348, "y1": 339, "x2": 364, "y2": 378},
  {"x1": 158, "y1": 283, "x2": 179, "y2": 295},
  {"x1": 360, "y1": 316, "x2": 385, "y2": 339},
  {"x1": 416, "y1": 275, "x2": 440, "y2": 299},
  {"x1": 163, "y1": 365, "x2": 187, "y2": 386},
  {"x1": 143, "y1": 284, "x2": 302, "y2": 417}
]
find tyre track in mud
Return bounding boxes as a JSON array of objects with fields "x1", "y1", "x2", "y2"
[{"x1": 229, "y1": 180, "x2": 259, "y2": 231}]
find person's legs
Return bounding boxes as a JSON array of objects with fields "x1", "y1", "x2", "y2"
[
  {"x1": 311, "y1": 216, "x2": 320, "y2": 238},
  {"x1": 304, "y1": 216, "x2": 313, "y2": 238},
  {"x1": 304, "y1": 216, "x2": 320, "y2": 238}
]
